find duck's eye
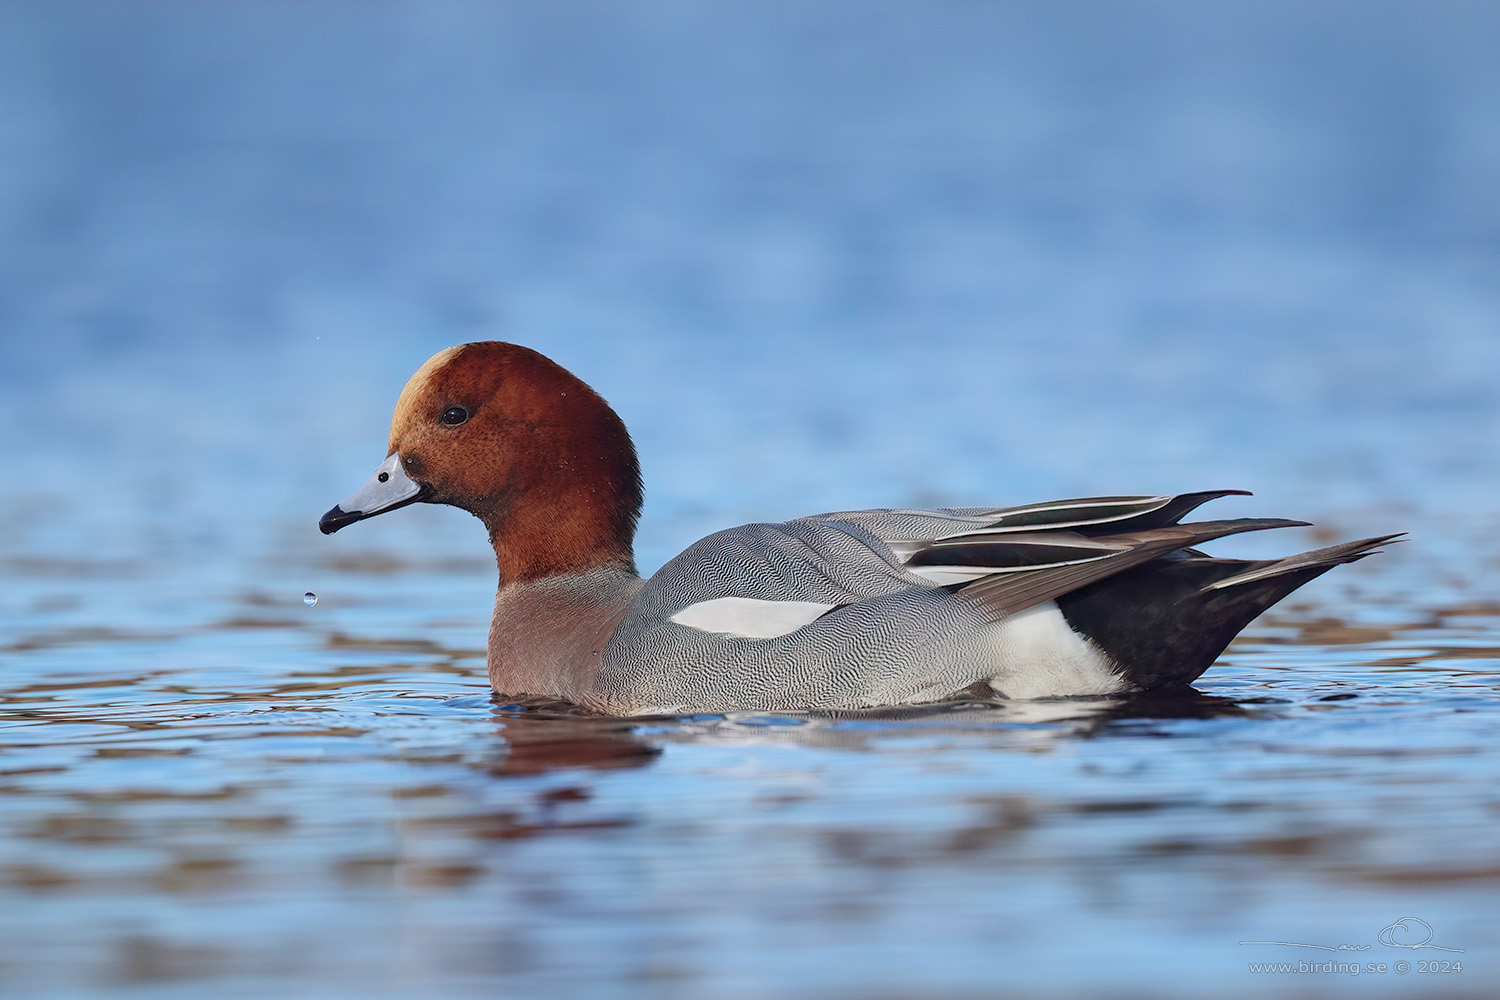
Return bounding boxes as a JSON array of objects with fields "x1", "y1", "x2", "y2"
[{"x1": 439, "y1": 406, "x2": 469, "y2": 426}]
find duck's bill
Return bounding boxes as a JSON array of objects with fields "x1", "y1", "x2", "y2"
[{"x1": 319, "y1": 452, "x2": 429, "y2": 534}]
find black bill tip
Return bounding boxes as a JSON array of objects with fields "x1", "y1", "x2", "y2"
[{"x1": 319, "y1": 505, "x2": 365, "y2": 535}]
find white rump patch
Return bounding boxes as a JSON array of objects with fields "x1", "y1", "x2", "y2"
[
  {"x1": 984, "y1": 600, "x2": 1125, "y2": 698},
  {"x1": 670, "y1": 596, "x2": 838, "y2": 639}
]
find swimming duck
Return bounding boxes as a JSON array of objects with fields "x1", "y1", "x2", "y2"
[{"x1": 319, "y1": 342, "x2": 1397, "y2": 715}]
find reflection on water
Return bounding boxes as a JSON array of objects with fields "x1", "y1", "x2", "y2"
[{"x1": 3, "y1": 540, "x2": 1498, "y2": 998}]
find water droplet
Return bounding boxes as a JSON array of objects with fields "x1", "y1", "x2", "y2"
[{"x1": 303, "y1": 592, "x2": 318, "y2": 607}]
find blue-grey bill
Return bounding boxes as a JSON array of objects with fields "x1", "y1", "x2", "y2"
[{"x1": 319, "y1": 452, "x2": 426, "y2": 534}]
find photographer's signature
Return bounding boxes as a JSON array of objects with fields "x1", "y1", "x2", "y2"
[{"x1": 1240, "y1": 917, "x2": 1463, "y2": 953}]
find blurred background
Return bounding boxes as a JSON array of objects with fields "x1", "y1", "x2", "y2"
[
  {"x1": 2, "y1": 2, "x2": 1498, "y2": 998},
  {"x1": 3, "y1": 0, "x2": 1497, "y2": 572}
]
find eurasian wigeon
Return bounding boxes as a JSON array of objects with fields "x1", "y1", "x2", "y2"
[{"x1": 320, "y1": 342, "x2": 1398, "y2": 715}]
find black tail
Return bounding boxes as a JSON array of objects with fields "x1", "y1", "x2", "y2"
[{"x1": 1056, "y1": 533, "x2": 1403, "y2": 690}]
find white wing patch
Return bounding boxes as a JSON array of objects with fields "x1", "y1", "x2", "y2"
[{"x1": 670, "y1": 596, "x2": 838, "y2": 638}]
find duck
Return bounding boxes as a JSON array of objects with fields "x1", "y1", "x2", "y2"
[{"x1": 319, "y1": 341, "x2": 1399, "y2": 716}]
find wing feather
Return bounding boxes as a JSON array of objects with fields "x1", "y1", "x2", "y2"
[{"x1": 948, "y1": 518, "x2": 1310, "y2": 621}]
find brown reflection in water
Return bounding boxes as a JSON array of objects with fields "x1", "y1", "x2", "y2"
[
  {"x1": 1322, "y1": 861, "x2": 1500, "y2": 885},
  {"x1": 825, "y1": 794, "x2": 1046, "y2": 869},
  {"x1": 402, "y1": 861, "x2": 487, "y2": 888},
  {"x1": 1127, "y1": 830, "x2": 1500, "y2": 885},
  {"x1": 1138, "y1": 828, "x2": 1370, "y2": 859},
  {"x1": 1368, "y1": 645, "x2": 1500, "y2": 669},
  {"x1": 1, "y1": 556, "x2": 146, "y2": 580},
  {"x1": 211, "y1": 617, "x2": 304, "y2": 630},
  {"x1": 2, "y1": 626, "x2": 170, "y2": 653},
  {"x1": 1247, "y1": 605, "x2": 1500, "y2": 672},
  {"x1": 23, "y1": 812, "x2": 136, "y2": 844},
  {"x1": 1291, "y1": 618, "x2": 1400, "y2": 645},
  {"x1": 322, "y1": 632, "x2": 456, "y2": 655},
  {"x1": 151, "y1": 856, "x2": 244, "y2": 894},
  {"x1": 111, "y1": 936, "x2": 231, "y2": 983},
  {"x1": 316, "y1": 552, "x2": 492, "y2": 576},
  {"x1": 487, "y1": 706, "x2": 662, "y2": 776}
]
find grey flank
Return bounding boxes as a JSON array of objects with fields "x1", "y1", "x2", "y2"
[{"x1": 597, "y1": 493, "x2": 1398, "y2": 714}]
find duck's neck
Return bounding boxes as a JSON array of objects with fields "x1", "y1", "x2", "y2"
[
  {"x1": 478, "y1": 418, "x2": 644, "y2": 709},
  {"x1": 488, "y1": 567, "x2": 644, "y2": 710},
  {"x1": 477, "y1": 396, "x2": 643, "y2": 585},
  {"x1": 483, "y1": 482, "x2": 638, "y2": 585}
]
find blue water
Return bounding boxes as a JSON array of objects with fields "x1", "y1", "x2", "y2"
[{"x1": 2, "y1": 2, "x2": 1498, "y2": 997}]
